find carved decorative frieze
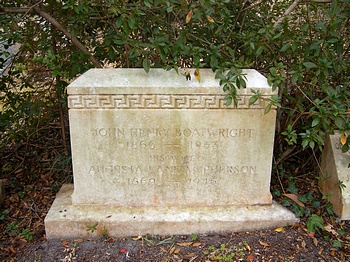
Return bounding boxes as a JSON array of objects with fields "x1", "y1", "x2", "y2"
[{"x1": 68, "y1": 94, "x2": 268, "y2": 109}]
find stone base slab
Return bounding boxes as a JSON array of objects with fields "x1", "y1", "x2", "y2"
[{"x1": 45, "y1": 184, "x2": 299, "y2": 239}]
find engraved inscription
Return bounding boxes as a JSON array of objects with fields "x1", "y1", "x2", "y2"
[
  {"x1": 129, "y1": 128, "x2": 255, "y2": 138},
  {"x1": 189, "y1": 141, "x2": 218, "y2": 149},
  {"x1": 92, "y1": 128, "x2": 125, "y2": 137},
  {"x1": 149, "y1": 155, "x2": 195, "y2": 163},
  {"x1": 92, "y1": 127, "x2": 255, "y2": 139},
  {"x1": 122, "y1": 141, "x2": 156, "y2": 150},
  {"x1": 89, "y1": 122, "x2": 258, "y2": 190},
  {"x1": 91, "y1": 127, "x2": 255, "y2": 154},
  {"x1": 185, "y1": 165, "x2": 256, "y2": 176},
  {"x1": 189, "y1": 178, "x2": 217, "y2": 184},
  {"x1": 128, "y1": 178, "x2": 156, "y2": 185},
  {"x1": 90, "y1": 125, "x2": 257, "y2": 185},
  {"x1": 89, "y1": 165, "x2": 257, "y2": 186}
]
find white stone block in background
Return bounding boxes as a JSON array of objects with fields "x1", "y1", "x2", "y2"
[{"x1": 320, "y1": 132, "x2": 350, "y2": 220}]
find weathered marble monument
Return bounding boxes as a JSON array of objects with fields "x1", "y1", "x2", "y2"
[
  {"x1": 45, "y1": 69, "x2": 298, "y2": 238},
  {"x1": 320, "y1": 132, "x2": 350, "y2": 220}
]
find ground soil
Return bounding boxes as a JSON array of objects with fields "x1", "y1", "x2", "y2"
[
  {"x1": 1, "y1": 136, "x2": 350, "y2": 261},
  {"x1": 5, "y1": 227, "x2": 350, "y2": 261}
]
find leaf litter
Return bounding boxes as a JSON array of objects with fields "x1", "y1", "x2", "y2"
[{"x1": 1, "y1": 127, "x2": 350, "y2": 261}]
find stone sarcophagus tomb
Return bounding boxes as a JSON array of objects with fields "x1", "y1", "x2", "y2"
[{"x1": 45, "y1": 69, "x2": 298, "y2": 238}]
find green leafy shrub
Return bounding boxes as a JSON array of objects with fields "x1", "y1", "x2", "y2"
[
  {"x1": 0, "y1": 1, "x2": 349, "y2": 222},
  {"x1": 1, "y1": 0, "x2": 348, "y2": 152}
]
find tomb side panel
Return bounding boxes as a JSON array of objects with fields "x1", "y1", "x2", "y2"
[
  {"x1": 69, "y1": 107, "x2": 275, "y2": 207},
  {"x1": 320, "y1": 133, "x2": 350, "y2": 219}
]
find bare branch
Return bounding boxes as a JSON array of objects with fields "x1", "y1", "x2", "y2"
[
  {"x1": 309, "y1": 0, "x2": 332, "y2": 3},
  {"x1": 242, "y1": 0, "x2": 263, "y2": 12},
  {"x1": 1, "y1": 5, "x2": 102, "y2": 68},
  {"x1": 0, "y1": 7, "x2": 33, "y2": 14},
  {"x1": 273, "y1": 0, "x2": 333, "y2": 29},
  {"x1": 274, "y1": 0, "x2": 301, "y2": 29},
  {"x1": 32, "y1": 6, "x2": 102, "y2": 68}
]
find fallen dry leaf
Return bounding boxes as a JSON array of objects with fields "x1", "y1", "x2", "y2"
[
  {"x1": 302, "y1": 240, "x2": 306, "y2": 248},
  {"x1": 340, "y1": 133, "x2": 347, "y2": 145},
  {"x1": 106, "y1": 237, "x2": 114, "y2": 243},
  {"x1": 184, "y1": 253, "x2": 196, "y2": 258},
  {"x1": 275, "y1": 227, "x2": 285, "y2": 233},
  {"x1": 194, "y1": 69, "x2": 200, "y2": 83},
  {"x1": 9, "y1": 246, "x2": 17, "y2": 255},
  {"x1": 207, "y1": 15, "x2": 215, "y2": 23},
  {"x1": 61, "y1": 240, "x2": 70, "y2": 248},
  {"x1": 177, "y1": 242, "x2": 193, "y2": 247},
  {"x1": 132, "y1": 236, "x2": 142, "y2": 241},
  {"x1": 14, "y1": 168, "x2": 24, "y2": 175},
  {"x1": 192, "y1": 242, "x2": 202, "y2": 247},
  {"x1": 160, "y1": 246, "x2": 167, "y2": 253},
  {"x1": 259, "y1": 240, "x2": 270, "y2": 247},
  {"x1": 181, "y1": 68, "x2": 192, "y2": 81},
  {"x1": 283, "y1": 193, "x2": 305, "y2": 207},
  {"x1": 169, "y1": 246, "x2": 176, "y2": 254},
  {"x1": 307, "y1": 231, "x2": 315, "y2": 238},
  {"x1": 186, "y1": 10, "x2": 193, "y2": 23},
  {"x1": 324, "y1": 224, "x2": 339, "y2": 236},
  {"x1": 74, "y1": 239, "x2": 84, "y2": 243},
  {"x1": 318, "y1": 248, "x2": 324, "y2": 255}
]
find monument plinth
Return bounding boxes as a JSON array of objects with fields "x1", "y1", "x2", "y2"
[{"x1": 45, "y1": 69, "x2": 298, "y2": 239}]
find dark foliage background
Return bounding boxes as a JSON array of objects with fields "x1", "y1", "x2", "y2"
[{"x1": 0, "y1": 0, "x2": 349, "y2": 252}]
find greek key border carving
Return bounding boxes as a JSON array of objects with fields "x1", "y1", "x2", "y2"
[{"x1": 68, "y1": 94, "x2": 270, "y2": 109}]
